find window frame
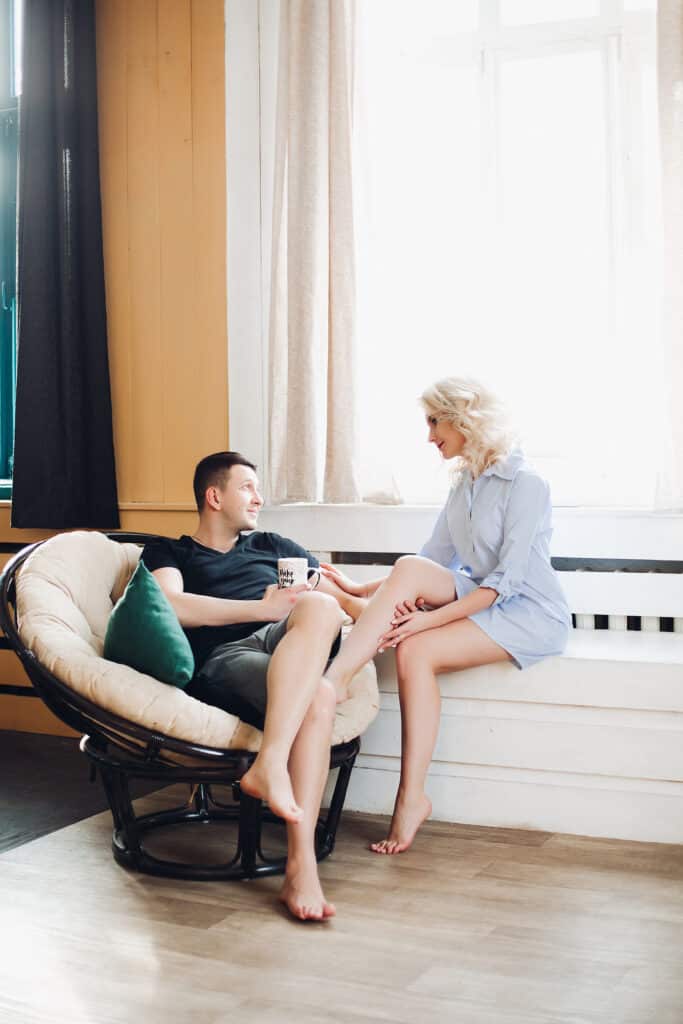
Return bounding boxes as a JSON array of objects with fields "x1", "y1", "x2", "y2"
[
  {"x1": 0, "y1": 0, "x2": 19, "y2": 501},
  {"x1": 224, "y1": 0, "x2": 679, "y2": 558}
]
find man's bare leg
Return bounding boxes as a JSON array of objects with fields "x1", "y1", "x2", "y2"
[
  {"x1": 324, "y1": 556, "x2": 456, "y2": 701},
  {"x1": 280, "y1": 679, "x2": 337, "y2": 920},
  {"x1": 241, "y1": 592, "x2": 343, "y2": 822}
]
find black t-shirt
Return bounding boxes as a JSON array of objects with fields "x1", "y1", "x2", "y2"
[{"x1": 141, "y1": 532, "x2": 319, "y2": 667}]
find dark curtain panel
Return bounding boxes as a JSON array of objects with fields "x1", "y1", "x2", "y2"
[{"x1": 12, "y1": 0, "x2": 119, "y2": 528}]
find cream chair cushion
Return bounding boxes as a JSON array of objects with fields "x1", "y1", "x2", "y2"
[{"x1": 15, "y1": 531, "x2": 379, "y2": 752}]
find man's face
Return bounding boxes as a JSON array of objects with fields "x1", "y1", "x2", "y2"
[{"x1": 209, "y1": 464, "x2": 263, "y2": 531}]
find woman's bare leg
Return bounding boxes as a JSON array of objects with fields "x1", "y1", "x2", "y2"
[
  {"x1": 314, "y1": 572, "x2": 367, "y2": 621},
  {"x1": 324, "y1": 556, "x2": 456, "y2": 699},
  {"x1": 372, "y1": 618, "x2": 512, "y2": 854}
]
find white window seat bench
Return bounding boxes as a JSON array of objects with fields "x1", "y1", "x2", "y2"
[{"x1": 329, "y1": 563, "x2": 683, "y2": 844}]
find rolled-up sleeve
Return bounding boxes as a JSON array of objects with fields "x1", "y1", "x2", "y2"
[
  {"x1": 419, "y1": 501, "x2": 458, "y2": 568},
  {"x1": 480, "y1": 472, "x2": 549, "y2": 602}
]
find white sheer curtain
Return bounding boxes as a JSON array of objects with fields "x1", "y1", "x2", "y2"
[{"x1": 267, "y1": 0, "x2": 360, "y2": 504}]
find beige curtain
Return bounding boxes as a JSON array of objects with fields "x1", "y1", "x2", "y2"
[
  {"x1": 657, "y1": 1, "x2": 683, "y2": 509},
  {"x1": 268, "y1": 0, "x2": 360, "y2": 504}
]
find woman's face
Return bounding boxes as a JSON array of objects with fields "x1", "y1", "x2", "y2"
[{"x1": 426, "y1": 414, "x2": 466, "y2": 459}]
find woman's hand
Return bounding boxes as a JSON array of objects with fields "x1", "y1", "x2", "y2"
[
  {"x1": 319, "y1": 563, "x2": 364, "y2": 598},
  {"x1": 393, "y1": 598, "x2": 426, "y2": 617},
  {"x1": 378, "y1": 607, "x2": 436, "y2": 651}
]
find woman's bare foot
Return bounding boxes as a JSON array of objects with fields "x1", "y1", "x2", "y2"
[
  {"x1": 345, "y1": 595, "x2": 368, "y2": 622},
  {"x1": 323, "y1": 672, "x2": 349, "y2": 705},
  {"x1": 333, "y1": 680, "x2": 349, "y2": 704},
  {"x1": 370, "y1": 791, "x2": 432, "y2": 855},
  {"x1": 240, "y1": 757, "x2": 303, "y2": 823},
  {"x1": 279, "y1": 858, "x2": 336, "y2": 922}
]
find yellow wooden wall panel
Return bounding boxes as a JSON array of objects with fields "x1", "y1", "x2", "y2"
[
  {"x1": 0, "y1": 547, "x2": 75, "y2": 734},
  {"x1": 0, "y1": 508, "x2": 54, "y2": 544},
  {"x1": 96, "y1": 0, "x2": 134, "y2": 504},
  {"x1": 0, "y1": 654, "x2": 32, "y2": 689},
  {"x1": 0, "y1": 696, "x2": 76, "y2": 736},
  {"x1": 126, "y1": 0, "x2": 164, "y2": 502},
  {"x1": 118, "y1": 508, "x2": 196, "y2": 536},
  {"x1": 189, "y1": 0, "x2": 228, "y2": 473},
  {"x1": 97, "y1": 0, "x2": 227, "y2": 508},
  {"x1": 158, "y1": 0, "x2": 198, "y2": 503}
]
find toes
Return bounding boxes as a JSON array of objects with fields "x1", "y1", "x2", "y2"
[
  {"x1": 302, "y1": 904, "x2": 324, "y2": 921},
  {"x1": 282, "y1": 890, "x2": 333, "y2": 922},
  {"x1": 371, "y1": 838, "x2": 401, "y2": 855}
]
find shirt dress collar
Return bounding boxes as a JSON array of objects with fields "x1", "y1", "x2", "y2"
[{"x1": 481, "y1": 448, "x2": 525, "y2": 481}]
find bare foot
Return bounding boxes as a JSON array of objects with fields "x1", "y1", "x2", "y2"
[
  {"x1": 346, "y1": 595, "x2": 368, "y2": 622},
  {"x1": 240, "y1": 757, "x2": 303, "y2": 824},
  {"x1": 333, "y1": 680, "x2": 349, "y2": 704},
  {"x1": 370, "y1": 791, "x2": 432, "y2": 855},
  {"x1": 323, "y1": 673, "x2": 349, "y2": 705},
  {"x1": 279, "y1": 859, "x2": 336, "y2": 922}
]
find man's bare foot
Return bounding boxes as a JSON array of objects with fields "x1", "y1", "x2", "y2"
[
  {"x1": 279, "y1": 859, "x2": 336, "y2": 922},
  {"x1": 370, "y1": 791, "x2": 432, "y2": 855},
  {"x1": 240, "y1": 758, "x2": 303, "y2": 823}
]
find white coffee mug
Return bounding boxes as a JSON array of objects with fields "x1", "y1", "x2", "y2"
[{"x1": 277, "y1": 557, "x2": 320, "y2": 589}]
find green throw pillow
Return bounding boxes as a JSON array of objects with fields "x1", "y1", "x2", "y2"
[{"x1": 104, "y1": 560, "x2": 195, "y2": 688}]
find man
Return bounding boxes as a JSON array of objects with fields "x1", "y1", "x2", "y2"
[{"x1": 142, "y1": 451, "x2": 364, "y2": 921}]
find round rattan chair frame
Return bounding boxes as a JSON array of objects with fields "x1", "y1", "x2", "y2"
[{"x1": 0, "y1": 533, "x2": 360, "y2": 880}]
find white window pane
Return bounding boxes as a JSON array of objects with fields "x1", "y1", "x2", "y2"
[
  {"x1": 356, "y1": 41, "x2": 482, "y2": 503},
  {"x1": 501, "y1": 0, "x2": 599, "y2": 25},
  {"x1": 625, "y1": 0, "x2": 657, "y2": 10},
  {"x1": 353, "y1": 7, "x2": 662, "y2": 507},
  {"x1": 360, "y1": 0, "x2": 479, "y2": 38},
  {"x1": 497, "y1": 50, "x2": 609, "y2": 456}
]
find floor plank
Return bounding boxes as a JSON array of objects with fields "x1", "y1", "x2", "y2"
[
  {"x1": 0, "y1": 785, "x2": 681, "y2": 1024},
  {"x1": 0, "y1": 730, "x2": 160, "y2": 851}
]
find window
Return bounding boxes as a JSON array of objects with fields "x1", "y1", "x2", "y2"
[
  {"x1": 226, "y1": 0, "x2": 672, "y2": 557},
  {"x1": 354, "y1": 0, "x2": 661, "y2": 507},
  {"x1": 0, "y1": 0, "x2": 20, "y2": 499}
]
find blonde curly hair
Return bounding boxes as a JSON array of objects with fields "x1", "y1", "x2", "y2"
[{"x1": 420, "y1": 376, "x2": 516, "y2": 478}]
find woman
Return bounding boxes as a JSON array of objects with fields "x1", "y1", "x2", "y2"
[{"x1": 322, "y1": 376, "x2": 571, "y2": 854}]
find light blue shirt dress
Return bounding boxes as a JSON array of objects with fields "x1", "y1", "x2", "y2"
[{"x1": 418, "y1": 449, "x2": 571, "y2": 669}]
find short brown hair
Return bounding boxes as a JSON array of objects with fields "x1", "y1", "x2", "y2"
[{"x1": 193, "y1": 451, "x2": 257, "y2": 510}]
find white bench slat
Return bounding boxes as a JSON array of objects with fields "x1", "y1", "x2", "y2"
[
  {"x1": 558, "y1": 570, "x2": 683, "y2": 618},
  {"x1": 332, "y1": 563, "x2": 683, "y2": 618}
]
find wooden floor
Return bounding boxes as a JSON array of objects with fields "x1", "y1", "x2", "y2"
[
  {"x1": 1, "y1": 785, "x2": 682, "y2": 1024},
  {"x1": 0, "y1": 731, "x2": 160, "y2": 852}
]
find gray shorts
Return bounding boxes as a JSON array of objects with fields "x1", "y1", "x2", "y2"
[{"x1": 187, "y1": 617, "x2": 341, "y2": 731}]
